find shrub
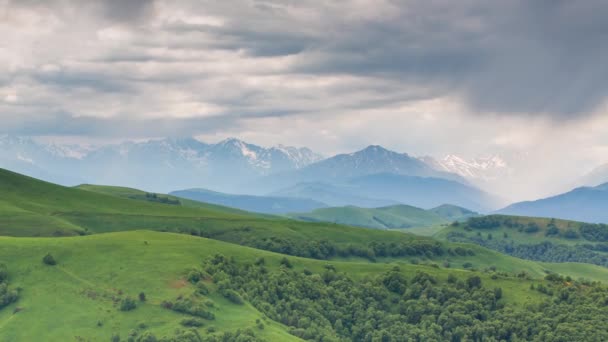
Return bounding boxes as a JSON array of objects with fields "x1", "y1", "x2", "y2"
[
  {"x1": 43, "y1": 253, "x2": 57, "y2": 266},
  {"x1": 180, "y1": 317, "x2": 205, "y2": 327},
  {"x1": 0, "y1": 264, "x2": 7, "y2": 283},
  {"x1": 138, "y1": 292, "x2": 146, "y2": 302},
  {"x1": 280, "y1": 257, "x2": 293, "y2": 269},
  {"x1": 196, "y1": 282, "x2": 209, "y2": 295},
  {"x1": 119, "y1": 297, "x2": 137, "y2": 311},
  {"x1": 111, "y1": 333, "x2": 121, "y2": 342},
  {"x1": 466, "y1": 276, "x2": 482, "y2": 289},
  {"x1": 222, "y1": 289, "x2": 244, "y2": 305},
  {"x1": 562, "y1": 229, "x2": 579, "y2": 239}
]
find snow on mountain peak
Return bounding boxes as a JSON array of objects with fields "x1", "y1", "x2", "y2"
[{"x1": 423, "y1": 154, "x2": 509, "y2": 181}]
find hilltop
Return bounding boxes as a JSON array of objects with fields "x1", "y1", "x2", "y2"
[{"x1": 288, "y1": 204, "x2": 477, "y2": 230}]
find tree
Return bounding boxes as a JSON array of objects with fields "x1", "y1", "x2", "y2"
[
  {"x1": 138, "y1": 292, "x2": 146, "y2": 302},
  {"x1": 280, "y1": 257, "x2": 293, "y2": 269},
  {"x1": 466, "y1": 275, "x2": 482, "y2": 289},
  {"x1": 42, "y1": 253, "x2": 57, "y2": 266},
  {"x1": 120, "y1": 297, "x2": 137, "y2": 311}
]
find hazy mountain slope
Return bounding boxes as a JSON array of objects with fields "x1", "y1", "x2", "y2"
[
  {"x1": 348, "y1": 173, "x2": 497, "y2": 212},
  {"x1": 581, "y1": 163, "x2": 608, "y2": 186},
  {"x1": 170, "y1": 188, "x2": 328, "y2": 214},
  {"x1": 498, "y1": 183, "x2": 608, "y2": 223},
  {"x1": 289, "y1": 204, "x2": 446, "y2": 229},
  {"x1": 273, "y1": 174, "x2": 497, "y2": 212},
  {"x1": 270, "y1": 182, "x2": 398, "y2": 208}
]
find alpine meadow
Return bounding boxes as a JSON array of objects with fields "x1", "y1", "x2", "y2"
[{"x1": 2, "y1": 1, "x2": 608, "y2": 341}]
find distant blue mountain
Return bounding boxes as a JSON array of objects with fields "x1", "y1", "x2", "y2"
[
  {"x1": 498, "y1": 183, "x2": 608, "y2": 223},
  {"x1": 270, "y1": 182, "x2": 399, "y2": 208},
  {"x1": 273, "y1": 173, "x2": 497, "y2": 212},
  {"x1": 170, "y1": 188, "x2": 328, "y2": 214}
]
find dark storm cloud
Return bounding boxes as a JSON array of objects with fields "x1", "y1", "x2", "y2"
[
  {"x1": 164, "y1": 0, "x2": 608, "y2": 116},
  {"x1": 100, "y1": 0, "x2": 156, "y2": 23}
]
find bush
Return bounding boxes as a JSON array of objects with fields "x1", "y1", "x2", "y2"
[
  {"x1": 171, "y1": 296, "x2": 215, "y2": 319},
  {"x1": 180, "y1": 317, "x2": 205, "y2": 327},
  {"x1": 466, "y1": 276, "x2": 482, "y2": 290},
  {"x1": 119, "y1": 297, "x2": 137, "y2": 311},
  {"x1": 0, "y1": 264, "x2": 8, "y2": 283},
  {"x1": 111, "y1": 333, "x2": 120, "y2": 342},
  {"x1": 280, "y1": 257, "x2": 293, "y2": 269},
  {"x1": 43, "y1": 253, "x2": 57, "y2": 266},
  {"x1": 222, "y1": 289, "x2": 244, "y2": 305},
  {"x1": 196, "y1": 282, "x2": 209, "y2": 295}
]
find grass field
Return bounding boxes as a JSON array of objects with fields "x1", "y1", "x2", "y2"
[{"x1": 0, "y1": 230, "x2": 557, "y2": 341}]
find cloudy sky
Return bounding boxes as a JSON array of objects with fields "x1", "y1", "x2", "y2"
[{"x1": 1, "y1": 0, "x2": 608, "y2": 200}]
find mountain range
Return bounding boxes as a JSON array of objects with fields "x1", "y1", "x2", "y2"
[
  {"x1": 0, "y1": 135, "x2": 502, "y2": 211},
  {"x1": 498, "y1": 182, "x2": 608, "y2": 223},
  {"x1": 0, "y1": 135, "x2": 322, "y2": 193}
]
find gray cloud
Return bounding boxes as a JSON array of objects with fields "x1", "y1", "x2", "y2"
[
  {"x1": 160, "y1": 0, "x2": 608, "y2": 116},
  {"x1": 1, "y1": 0, "x2": 608, "y2": 140}
]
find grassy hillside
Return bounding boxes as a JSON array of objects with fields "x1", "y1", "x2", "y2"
[
  {"x1": 289, "y1": 204, "x2": 446, "y2": 229},
  {"x1": 75, "y1": 184, "x2": 259, "y2": 215},
  {"x1": 2, "y1": 231, "x2": 608, "y2": 340},
  {"x1": 5, "y1": 169, "x2": 608, "y2": 278}
]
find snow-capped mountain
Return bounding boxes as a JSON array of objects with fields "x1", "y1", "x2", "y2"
[
  {"x1": 252, "y1": 145, "x2": 469, "y2": 194},
  {"x1": 0, "y1": 135, "x2": 323, "y2": 192},
  {"x1": 421, "y1": 155, "x2": 511, "y2": 182}
]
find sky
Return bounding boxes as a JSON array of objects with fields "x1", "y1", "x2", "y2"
[{"x1": 1, "y1": 0, "x2": 608, "y2": 200}]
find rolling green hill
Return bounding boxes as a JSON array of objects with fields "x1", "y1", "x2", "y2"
[
  {"x1": 288, "y1": 203, "x2": 478, "y2": 230},
  {"x1": 429, "y1": 204, "x2": 479, "y2": 221},
  {"x1": 4, "y1": 169, "x2": 608, "y2": 340},
  {"x1": 289, "y1": 204, "x2": 447, "y2": 229}
]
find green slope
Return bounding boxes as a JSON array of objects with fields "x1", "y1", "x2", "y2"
[
  {"x1": 75, "y1": 184, "x2": 261, "y2": 216},
  {"x1": 289, "y1": 204, "x2": 447, "y2": 229}
]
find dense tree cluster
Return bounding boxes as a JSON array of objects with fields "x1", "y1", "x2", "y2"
[
  {"x1": 134, "y1": 193, "x2": 181, "y2": 205},
  {"x1": 0, "y1": 263, "x2": 18, "y2": 310},
  {"x1": 243, "y1": 236, "x2": 473, "y2": 262},
  {"x1": 117, "y1": 328, "x2": 261, "y2": 342},
  {"x1": 580, "y1": 223, "x2": 608, "y2": 242},
  {"x1": 447, "y1": 232, "x2": 608, "y2": 267},
  {"x1": 195, "y1": 254, "x2": 608, "y2": 341}
]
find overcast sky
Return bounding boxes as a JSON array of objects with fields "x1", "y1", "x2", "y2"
[{"x1": 1, "y1": 0, "x2": 608, "y2": 200}]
